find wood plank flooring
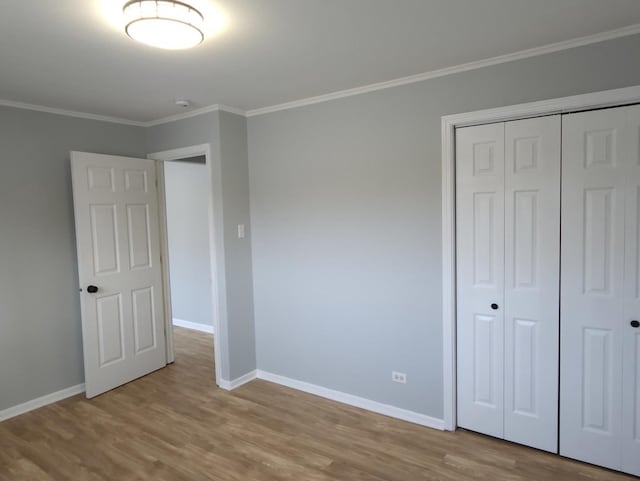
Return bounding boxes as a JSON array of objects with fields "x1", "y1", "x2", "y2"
[{"x1": 0, "y1": 327, "x2": 632, "y2": 480}]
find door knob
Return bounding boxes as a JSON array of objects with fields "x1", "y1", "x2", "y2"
[
  {"x1": 87, "y1": 285, "x2": 99, "y2": 293},
  {"x1": 491, "y1": 303, "x2": 499, "y2": 310},
  {"x1": 631, "y1": 320, "x2": 640, "y2": 328}
]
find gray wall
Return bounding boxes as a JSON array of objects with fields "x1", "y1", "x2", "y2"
[
  {"x1": 146, "y1": 112, "x2": 256, "y2": 380},
  {"x1": 0, "y1": 107, "x2": 145, "y2": 411},
  {"x1": 248, "y1": 34, "x2": 640, "y2": 419},
  {"x1": 0, "y1": 107, "x2": 256, "y2": 413},
  {"x1": 165, "y1": 161, "x2": 213, "y2": 327},
  {"x1": 4, "y1": 32, "x2": 640, "y2": 418},
  {"x1": 218, "y1": 111, "x2": 256, "y2": 378}
]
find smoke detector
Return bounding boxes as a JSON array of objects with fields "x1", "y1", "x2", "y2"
[{"x1": 175, "y1": 99, "x2": 191, "y2": 108}]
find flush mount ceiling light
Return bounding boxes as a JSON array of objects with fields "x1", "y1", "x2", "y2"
[{"x1": 123, "y1": 0, "x2": 205, "y2": 50}]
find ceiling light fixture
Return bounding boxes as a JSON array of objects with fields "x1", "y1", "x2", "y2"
[{"x1": 123, "y1": 0, "x2": 205, "y2": 50}]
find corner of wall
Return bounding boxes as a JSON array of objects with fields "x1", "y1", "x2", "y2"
[{"x1": 217, "y1": 111, "x2": 258, "y2": 380}]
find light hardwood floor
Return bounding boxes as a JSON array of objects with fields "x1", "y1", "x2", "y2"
[{"x1": 0, "y1": 327, "x2": 632, "y2": 481}]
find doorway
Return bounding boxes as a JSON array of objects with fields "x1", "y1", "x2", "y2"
[
  {"x1": 148, "y1": 144, "x2": 223, "y2": 383},
  {"x1": 163, "y1": 156, "x2": 214, "y2": 333},
  {"x1": 162, "y1": 155, "x2": 216, "y2": 372}
]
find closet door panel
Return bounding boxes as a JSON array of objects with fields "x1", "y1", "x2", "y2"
[
  {"x1": 622, "y1": 106, "x2": 640, "y2": 477},
  {"x1": 456, "y1": 123, "x2": 505, "y2": 438},
  {"x1": 503, "y1": 116, "x2": 560, "y2": 453},
  {"x1": 560, "y1": 108, "x2": 626, "y2": 470}
]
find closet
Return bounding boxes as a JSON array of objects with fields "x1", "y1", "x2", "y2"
[
  {"x1": 456, "y1": 116, "x2": 561, "y2": 453},
  {"x1": 560, "y1": 106, "x2": 640, "y2": 475},
  {"x1": 455, "y1": 104, "x2": 640, "y2": 476}
]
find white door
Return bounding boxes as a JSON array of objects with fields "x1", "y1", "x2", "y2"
[
  {"x1": 561, "y1": 105, "x2": 640, "y2": 476},
  {"x1": 457, "y1": 116, "x2": 560, "y2": 452},
  {"x1": 71, "y1": 152, "x2": 166, "y2": 398},
  {"x1": 503, "y1": 116, "x2": 560, "y2": 452},
  {"x1": 456, "y1": 122, "x2": 506, "y2": 439},
  {"x1": 622, "y1": 106, "x2": 640, "y2": 476}
]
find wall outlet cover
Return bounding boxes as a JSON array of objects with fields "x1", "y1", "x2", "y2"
[{"x1": 392, "y1": 371, "x2": 407, "y2": 384}]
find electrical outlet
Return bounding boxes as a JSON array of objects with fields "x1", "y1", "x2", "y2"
[
  {"x1": 392, "y1": 371, "x2": 407, "y2": 384},
  {"x1": 237, "y1": 224, "x2": 245, "y2": 239}
]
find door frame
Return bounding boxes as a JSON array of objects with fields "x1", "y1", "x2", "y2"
[
  {"x1": 440, "y1": 84, "x2": 640, "y2": 431},
  {"x1": 148, "y1": 144, "x2": 223, "y2": 385}
]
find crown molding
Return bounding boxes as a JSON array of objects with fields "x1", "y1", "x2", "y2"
[
  {"x1": 0, "y1": 98, "x2": 247, "y2": 127},
  {"x1": 214, "y1": 104, "x2": 247, "y2": 118},
  {"x1": 2, "y1": 23, "x2": 640, "y2": 125},
  {"x1": 0, "y1": 99, "x2": 146, "y2": 126},
  {"x1": 246, "y1": 22, "x2": 640, "y2": 117},
  {"x1": 144, "y1": 104, "x2": 247, "y2": 126}
]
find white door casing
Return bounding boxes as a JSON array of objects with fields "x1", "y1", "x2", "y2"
[
  {"x1": 456, "y1": 116, "x2": 560, "y2": 452},
  {"x1": 560, "y1": 106, "x2": 628, "y2": 471},
  {"x1": 71, "y1": 152, "x2": 166, "y2": 398},
  {"x1": 503, "y1": 116, "x2": 560, "y2": 452},
  {"x1": 456, "y1": 122, "x2": 506, "y2": 439}
]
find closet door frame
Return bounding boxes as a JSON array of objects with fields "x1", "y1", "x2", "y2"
[{"x1": 440, "y1": 85, "x2": 640, "y2": 432}]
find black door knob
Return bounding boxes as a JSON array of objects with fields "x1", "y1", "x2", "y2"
[
  {"x1": 631, "y1": 320, "x2": 640, "y2": 328},
  {"x1": 491, "y1": 303, "x2": 499, "y2": 310},
  {"x1": 87, "y1": 285, "x2": 99, "y2": 293}
]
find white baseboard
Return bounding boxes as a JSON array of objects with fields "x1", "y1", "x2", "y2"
[
  {"x1": 256, "y1": 370, "x2": 444, "y2": 430},
  {"x1": 172, "y1": 318, "x2": 214, "y2": 334},
  {"x1": 218, "y1": 369, "x2": 258, "y2": 391},
  {"x1": 0, "y1": 372, "x2": 444, "y2": 431},
  {"x1": 0, "y1": 383, "x2": 85, "y2": 422}
]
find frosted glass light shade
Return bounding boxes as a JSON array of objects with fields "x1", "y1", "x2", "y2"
[{"x1": 123, "y1": 0, "x2": 204, "y2": 50}]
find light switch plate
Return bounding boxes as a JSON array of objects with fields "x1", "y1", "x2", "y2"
[{"x1": 237, "y1": 224, "x2": 245, "y2": 238}]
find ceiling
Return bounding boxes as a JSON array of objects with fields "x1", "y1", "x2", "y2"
[{"x1": 2, "y1": 0, "x2": 640, "y2": 122}]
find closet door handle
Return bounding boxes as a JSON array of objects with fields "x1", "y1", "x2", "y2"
[
  {"x1": 491, "y1": 303, "x2": 499, "y2": 310},
  {"x1": 631, "y1": 320, "x2": 640, "y2": 328}
]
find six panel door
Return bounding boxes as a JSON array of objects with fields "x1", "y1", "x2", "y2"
[
  {"x1": 456, "y1": 116, "x2": 561, "y2": 452},
  {"x1": 560, "y1": 107, "x2": 628, "y2": 471},
  {"x1": 560, "y1": 104, "x2": 640, "y2": 476},
  {"x1": 456, "y1": 122, "x2": 506, "y2": 439},
  {"x1": 622, "y1": 106, "x2": 640, "y2": 476},
  {"x1": 503, "y1": 116, "x2": 560, "y2": 452},
  {"x1": 71, "y1": 152, "x2": 166, "y2": 398}
]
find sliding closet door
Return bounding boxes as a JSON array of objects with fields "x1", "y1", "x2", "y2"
[
  {"x1": 560, "y1": 107, "x2": 627, "y2": 470},
  {"x1": 456, "y1": 122, "x2": 506, "y2": 439},
  {"x1": 622, "y1": 106, "x2": 640, "y2": 477},
  {"x1": 503, "y1": 116, "x2": 560, "y2": 452}
]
